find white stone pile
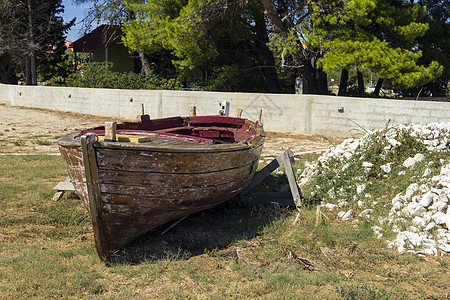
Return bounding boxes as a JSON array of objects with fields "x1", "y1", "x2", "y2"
[
  {"x1": 385, "y1": 162, "x2": 450, "y2": 255},
  {"x1": 298, "y1": 122, "x2": 450, "y2": 256}
]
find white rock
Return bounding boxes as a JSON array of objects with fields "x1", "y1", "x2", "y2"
[
  {"x1": 405, "y1": 232, "x2": 423, "y2": 247},
  {"x1": 388, "y1": 138, "x2": 399, "y2": 147},
  {"x1": 424, "y1": 222, "x2": 436, "y2": 231},
  {"x1": 403, "y1": 153, "x2": 425, "y2": 168},
  {"x1": 403, "y1": 157, "x2": 416, "y2": 168},
  {"x1": 342, "y1": 209, "x2": 354, "y2": 221},
  {"x1": 422, "y1": 238, "x2": 436, "y2": 248},
  {"x1": 362, "y1": 162, "x2": 374, "y2": 168},
  {"x1": 371, "y1": 226, "x2": 383, "y2": 233},
  {"x1": 419, "y1": 184, "x2": 431, "y2": 193},
  {"x1": 422, "y1": 168, "x2": 432, "y2": 177},
  {"x1": 342, "y1": 152, "x2": 352, "y2": 160},
  {"x1": 297, "y1": 122, "x2": 450, "y2": 257},
  {"x1": 411, "y1": 206, "x2": 427, "y2": 216},
  {"x1": 438, "y1": 243, "x2": 450, "y2": 253},
  {"x1": 391, "y1": 193, "x2": 403, "y2": 204},
  {"x1": 348, "y1": 140, "x2": 360, "y2": 151},
  {"x1": 392, "y1": 201, "x2": 403, "y2": 211},
  {"x1": 398, "y1": 245, "x2": 406, "y2": 253},
  {"x1": 406, "y1": 202, "x2": 419, "y2": 214},
  {"x1": 324, "y1": 203, "x2": 339, "y2": 211},
  {"x1": 421, "y1": 128, "x2": 432, "y2": 137},
  {"x1": 380, "y1": 163, "x2": 392, "y2": 173},
  {"x1": 398, "y1": 170, "x2": 406, "y2": 176},
  {"x1": 432, "y1": 200, "x2": 448, "y2": 212},
  {"x1": 432, "y1": 212, "x2": 447, "y2": 223},
  {"x1": 408, "y1": 226, "x2": 420, "y2": 233},
  {"x1": 337, "y1": 200, "x2": 348, "y2": 207},
  {"x1": 432, "y1": 212, "x2": 450, "y2": 229},
  {"x1": 356, "y1": 184, "x2": 366, "y2": 195},
  {"x1": 412, "y1": 216, "x2": 425, "y2": 227},
  {"x1": 418, "y1": 192, "x2": 434, "y2": 208},
  {"x1": 421, "y1": 247, "x2": 438, "y2": 256},
  {"x1": 359, "y1": 209, "x2": 373, "y2": 218}
]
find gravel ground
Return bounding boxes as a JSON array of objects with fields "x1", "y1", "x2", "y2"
[{"x1": 0, "y1": 103, "x2": 337, "y2": 155}]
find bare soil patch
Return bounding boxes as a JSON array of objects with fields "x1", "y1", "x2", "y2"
[{"x1": 0, "y1": 103, "x2": 338, "y2": 155}]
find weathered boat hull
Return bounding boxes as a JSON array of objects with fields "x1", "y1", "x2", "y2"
[{"x1": 58, "y1": 116, "x2": 264, "y2": 260}]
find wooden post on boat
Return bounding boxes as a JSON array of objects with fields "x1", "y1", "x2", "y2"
[
  {"x1": 236, "y1": 108, "x2": 243, "y2": 118},
  {"x1": 81, "y1": 133, "x2": 110, "y2": 261},
  {"x1": 258, "y1": 109, "x2": 263, "y2": 123},
  {"x1": 189, "y1": 106, "x2": 197, "y2": 117},
  {"x1": 141, "y1": 103, "x2": 145, "y2": 115},
  {"x1": 104, "y1": 122, "x2": 117, "y2": 142}
]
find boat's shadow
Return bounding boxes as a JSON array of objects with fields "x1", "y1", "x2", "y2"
[{"x1": 108, "y1": 199, "x2": 291, "y2": 264}]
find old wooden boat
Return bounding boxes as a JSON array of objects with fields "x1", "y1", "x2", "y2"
[{"x1": 58, "y1": 113, "x2": 265, "y2": 260}]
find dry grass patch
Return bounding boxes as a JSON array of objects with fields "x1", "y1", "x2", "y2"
[{"x1": 0, "y1": 155, "x2": 448, "y2": 299}]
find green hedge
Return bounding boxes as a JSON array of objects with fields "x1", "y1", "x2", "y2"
[{"x1": 65, "y1": 62, "x2": 183, "y2": 90}]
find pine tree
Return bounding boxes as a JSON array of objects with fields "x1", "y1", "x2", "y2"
[{"x1": 309, "y1": 0, "x2": 443, "y2": 96}]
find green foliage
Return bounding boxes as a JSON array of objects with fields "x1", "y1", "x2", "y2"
[
  {"x1": 123, "y1": 0, "x2": 278, "y2": 92},
  {"x1": 207, "y1": 65, "x2": 266, "y2": 92},
  {"x1": 65, "y1": 61, "x2": 183, "y2": 90},
  {"x1": 66, "y1": 62, "x2": 116, "y2": 88},
  {"x1": 123, "y1": 0, "x2": 220, "y2": 70},
  {"x1": 47, "y1": 52, "x2": 89, "y2": 86},
  {"x1": 309, "y1": 0, "x2": 443, "y2": 90},
  {"x1": 402, "y1": 0, "x2": 450, "y2": 96}
]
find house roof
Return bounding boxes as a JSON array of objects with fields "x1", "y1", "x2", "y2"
[{"x1": 71, "y1": 25, "x2": 126, "y2": 52}]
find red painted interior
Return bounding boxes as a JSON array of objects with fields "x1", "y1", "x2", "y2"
[{"x1": 80, "y1": 115, "x2": 258, "y2": 144}]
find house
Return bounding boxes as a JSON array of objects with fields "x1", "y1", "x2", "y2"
[{"x1": 71, "y1": 25, "x2": 140, "y2": 73}]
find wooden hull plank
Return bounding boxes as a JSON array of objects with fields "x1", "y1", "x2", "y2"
[
  {"x1": 95, "y1": 147, "x2": 261, "y2": 174},
  {"x1": 97, "y1": 162, "x2": 255, "y2": 188}
]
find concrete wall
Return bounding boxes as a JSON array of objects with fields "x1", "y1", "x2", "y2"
[{"x1": 1, "y1": 83, "x2": 449, "y2": 137}]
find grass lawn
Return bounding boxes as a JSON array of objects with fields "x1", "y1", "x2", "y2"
[{"x1": 0, "y1": 155, "x2": 448, "y2": 299}]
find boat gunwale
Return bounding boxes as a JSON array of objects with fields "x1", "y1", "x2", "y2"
[{"x1": 58, "y1": 133, "x2": 265, "y2": 153}]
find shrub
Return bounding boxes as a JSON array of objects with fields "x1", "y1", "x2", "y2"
[{"x1": 65, "y1": 62, "x2": 183, "y2": 90}]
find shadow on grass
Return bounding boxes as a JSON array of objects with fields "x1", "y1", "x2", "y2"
[{"x1": 108, "y1": 199, "x2": 290, "y2": 265}]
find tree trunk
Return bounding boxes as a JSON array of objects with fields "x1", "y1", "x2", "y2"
[
  {"x1": 138, "y1": 51, "x2": 151, "y2": 75},
  {"x1": 373, "y1": 78, "x2": 383, "y2": 97},
  {"x1": 316, "y1": 67, "x2": 328, "y2": 94},
  {"x1": 301, "y1": 60, "x2": 328, "y2": 94},
  {"x1": 27, "y1": 0, "x2": 37, "y2": 85},
  {"x1": 25, "y1": 59, "x2": 32, "y2": 85},
  {"x1": 254, "y1": 15, "x2": 280, "y2": 93},
  {"x1": 357, "y1": 70, "x2": 364, "y2": 96},
  {"x1": 30, "y1": 50, "x2": 37, "y2": 85},
  {"x1": 260, "y1": 0, "x2": 287, "y2": 33},
  {"x1": 338, "y1": 69, "x2": 348, "y2": 96}
]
